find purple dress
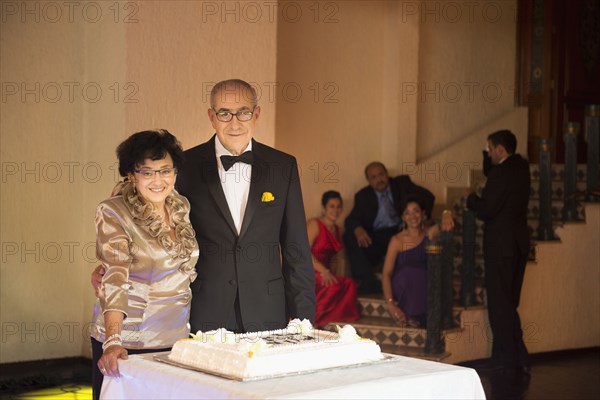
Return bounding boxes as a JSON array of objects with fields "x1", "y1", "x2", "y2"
[{"x1": 391, "y1": 238, "x2": 427, "y2": 324}]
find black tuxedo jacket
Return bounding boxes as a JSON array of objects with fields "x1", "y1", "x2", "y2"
[
  {"x1": 467, "y1": 154, "x2": 531, "y2": 258},
  {"x1": 344, "y1": 175, "x2": 435, "y2": 234},
  {"x1": 176, "y1": 135, "x2": 316, "y2": 332}
]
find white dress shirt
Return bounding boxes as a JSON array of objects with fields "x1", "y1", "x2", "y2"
[{"x1": 215, "y1": 137, "x2": 252, "y2": 234}]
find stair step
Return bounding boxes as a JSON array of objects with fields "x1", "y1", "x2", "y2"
[
  {"x1": 327, "y1": 316, "x2": 428, "y2": 348},
  {"x1": 530, "y1": 164, "x2": 589, "y2": 182},
  {"x1": 357, "y1": 295, "x2": 484, "y2": 318},
  {"x1": 452, "y1": 204, "x2": 585, "y2": 227},
  {"x1": 322, "y1": 322, "x2": 452, "y2": 362},
  {"x1": 356, "y1": 288, "x2": 486, "y2": 321},
  {"x1": 529, "y1": 181, "x2": 588, "y2": 200},
  {"x1": 326, "y1": 315, "x2": 464, "y2": 348},
  {"x1": 357, "y1": 296, "x2": 392, "y2": 318},
  {"x1": 449, "y1": 164, "x2": 589, "y2": 268},
  {"x1": 527, "y1": 203, "x2": 586, "y2": 221},
  {"x1": 452, "y1": 282, "x2": 486, "y2": 306}
]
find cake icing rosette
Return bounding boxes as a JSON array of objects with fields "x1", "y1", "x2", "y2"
[
  {"x1": 336, "y1": 324, "x2": 361, "y2": 342},
  {"x1": 190, "y1": 328, "x2": 237, "y2": 343},
  {"x1": 285, "y1": 318, "x2": 313, "y2": 335}
]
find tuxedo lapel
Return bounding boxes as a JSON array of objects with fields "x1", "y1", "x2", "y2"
[
  {"x1": 201, "y1": 136, "x2": 237, "y2": 235},
  {"x1": 239, "y1": 140, "x2": 265, "y2": 239}
]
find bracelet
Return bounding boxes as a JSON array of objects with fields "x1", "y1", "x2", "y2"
[
  {"x1": 102, "y1": 340, "x2": 123, "y2": 351},
  {"x1": 105, "y1": 333, "x2": 122, "y2": 342},
  {"x1": 387, "y1": 298, "x2": 395, "y2": 304},
  {"x1": 442, "y1": 210, "x2": 452, "y2": 215}
]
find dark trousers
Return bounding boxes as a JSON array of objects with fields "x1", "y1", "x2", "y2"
[
  {"x1": 91, "y1": 338, "x2": 171, "y2": 400},
  {"x1": 343, "y1": 226, "x2": 398, "y2": 293},
  {"x1": 484, "y1": 252, "x2": 529, "y2": 369}
]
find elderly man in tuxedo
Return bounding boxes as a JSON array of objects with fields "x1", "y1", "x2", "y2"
[
  {"x1": 93, "y1": 79, "x2": 315, "y2": 334},
  {"x1": 466, "y1": 129, "x2": 531, "y2": 375},
  {"x1": 176, "y1": 79, "x2": 315, "y2": 333},
  {"x1": 343, "y1": 162, "x2": 434, "y2": 294}
]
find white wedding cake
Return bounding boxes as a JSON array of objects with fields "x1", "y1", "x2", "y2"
[{"x1": 168, "y1": 319, "x2": 383, "y2": 380}]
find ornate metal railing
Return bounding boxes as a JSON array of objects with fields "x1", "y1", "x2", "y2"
[
  {"x1": 537, "y1": 138, "x2": 556, "y2": 239},
  {"x1": 585, "y1": 105, "x2": 600, "y2": 201},
  {"x1": 424, "y1": 231, "x2": 455, "y2": 355}
]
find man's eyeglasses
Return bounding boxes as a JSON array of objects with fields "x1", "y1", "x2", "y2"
[
  {"x1": 213, "y1": 108, "x2": 255, "y2": 122},
  {"x1": 134, "y1": 167, "x2": 177, "y2": 179}
]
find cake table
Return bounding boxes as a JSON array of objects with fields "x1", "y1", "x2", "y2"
[{"x1": 100, "y1": 352, "x2": 486, "y2": 399}]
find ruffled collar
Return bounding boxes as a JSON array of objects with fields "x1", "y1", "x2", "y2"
[{"x1": 112, "y1": 181, "x2": 197, "y2": 279}]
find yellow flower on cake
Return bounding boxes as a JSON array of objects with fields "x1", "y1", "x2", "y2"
[
  {"x1": 261, "y1": 192, "x2": 275, "y2": 202},
  {"x1": 247, "y1": 339, "x2": 269, "y2": 358}
]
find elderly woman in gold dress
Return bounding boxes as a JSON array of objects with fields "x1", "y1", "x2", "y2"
[{"x1": 90, "y1": 130, "x2": 198, "y2": 400}]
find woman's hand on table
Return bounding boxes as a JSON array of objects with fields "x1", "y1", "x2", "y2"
[{"x1": 98, "y1": 345, "x2": 128, "y2": 378}]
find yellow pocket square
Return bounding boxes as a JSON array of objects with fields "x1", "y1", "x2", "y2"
[{"x1": 261, "y1": 192, "x2": 275, "y2": 202}]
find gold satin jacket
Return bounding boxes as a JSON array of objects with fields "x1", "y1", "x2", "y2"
[{"x1": 91, "y1": 182, "x2": 199, "y2": 349}]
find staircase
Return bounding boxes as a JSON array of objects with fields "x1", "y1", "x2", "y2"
[
  {"x1": 527, "y1": 164, "x2": 588, "y2": 237},
  {"x1": 324, "y1": 293, "x2": 491, "y2": 364},
  {"x1": 451, "y1": 163, "x2": 590, "y2": 278},
  {"x1": 327, "y1": 163, "x2": 595, "y2": 364},
  {"x1": 325, "y1": 295, "x2": 468, "y2": 362}
]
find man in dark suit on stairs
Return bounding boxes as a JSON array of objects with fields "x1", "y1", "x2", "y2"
[
  {"x1": 343, "y1": 162, "x2": 434, "y2": 294},
  {"x1": 466, "y1": 129, "x2": 531, "y2": 375}
]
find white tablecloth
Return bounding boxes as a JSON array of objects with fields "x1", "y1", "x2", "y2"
[{"x1": 101, "y1": 352, "x2": 485, "y2": 399}]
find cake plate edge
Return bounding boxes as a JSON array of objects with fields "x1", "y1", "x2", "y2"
[{"x1": 153, "y1": 352, "x2": 399, "y2": 382}]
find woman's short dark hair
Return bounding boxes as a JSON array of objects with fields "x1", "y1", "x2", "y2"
[
  {"x1": 321, "y1": 190, "x2": 342, "y2": 207},
  {"x1": 116, "y1": 129, "x2": 184, "y2": 177}
]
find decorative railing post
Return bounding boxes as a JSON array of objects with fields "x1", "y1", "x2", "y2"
[
  {"x1": 425, "y1": 240, "x2": 444, "y2": 355},
  {"x1": 441, "y1": 230, "x2": 454, "y2": 329},
  {"x1": 460, "y1": 209, "x2": 476, "y2": 307},
  {"x1": 537, "y1": 138, "x2": 556, "y2": 240},
  {"x1": 585, "y1": 105, "x2": 599, "y2": 201},
  {"x1": 562, "y1": 122, "x2": 580, "y2": 221}
]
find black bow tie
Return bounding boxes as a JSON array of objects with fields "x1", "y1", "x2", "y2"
[{"x1": 220, "y1": 151, "x2": 254, "y2": 171}]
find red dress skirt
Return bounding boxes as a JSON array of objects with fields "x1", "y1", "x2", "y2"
[{"x1": 311, "y1": 220, "x2": 359, "y2": 327}]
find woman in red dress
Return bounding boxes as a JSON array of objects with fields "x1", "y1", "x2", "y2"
[{"x1": 307, "y1": 191, "x2": 359, "y2": 328}]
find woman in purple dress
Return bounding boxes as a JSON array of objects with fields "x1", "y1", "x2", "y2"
[{"x1": 381, "y1": 197, "x2": 453, "y2": 327}]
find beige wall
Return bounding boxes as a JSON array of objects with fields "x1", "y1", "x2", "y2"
[
  {"x1": 275, "y1": 0, "x2": 524, "y2": 219},
  {"x1": 276, "y1": 1, "x2": 419, "y2": 219},
  {"x1": 417, "y1": 0, "x2": 518, "y2": 159},
  {"x1": 123, "y1": 1, "x2": 277, "y2": 149},
  {"x1": 519, "y1": 204, "x2": 600, "y2": 353},
  {"x1": 415, "y1": 0, "x2": 527, "y2": 204},
  {"x1": 0, "y1": 0, "x2": 277, "y2": 363},
  {"x1": 1, "y1": 10, "x2": 126, "y2": 363}
]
